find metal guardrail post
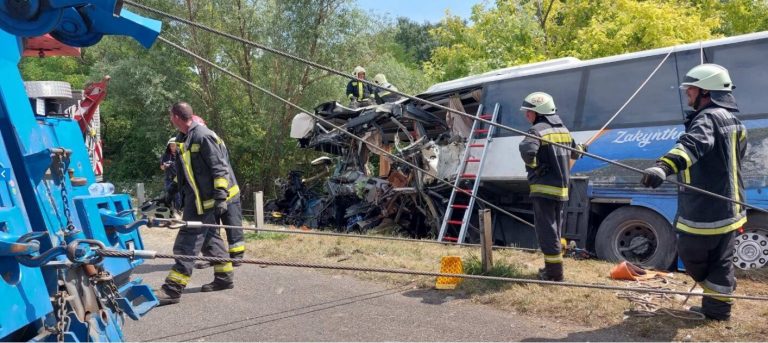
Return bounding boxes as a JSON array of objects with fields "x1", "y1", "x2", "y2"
[{"x1": 255, "y1": 191, "x2": 264, "y2": 230}]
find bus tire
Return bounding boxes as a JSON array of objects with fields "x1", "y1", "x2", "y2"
[
  {"x1": 595, "y1": 206, "x2": 676, "y2": 270},
  {"x1": 734, "y1": 212, "x2": 768, "y2": 270}
]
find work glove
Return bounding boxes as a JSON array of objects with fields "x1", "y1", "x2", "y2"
[
  {"x1": 641, "y1": 165, "x2": 669, "y2": 188},
  {"x1": 571, "y1": 143, "x2": 588, "y2": 160},
  {"x1": 214, "y1": 199, "x2": 228, "y2": 217},
  {"x1": 349, "y1": 99, "x2": 358, "y2": 108}
]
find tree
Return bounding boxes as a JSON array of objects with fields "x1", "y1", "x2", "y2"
[{"x1": 424, "y1": 0, "x2": 721, "y2": 81}]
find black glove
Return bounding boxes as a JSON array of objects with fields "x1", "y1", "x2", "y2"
[
  {"x1": 641, "y1": 165, "x2": 668, "y2": 188},
  {"x1": 214, "y1": 199, "x2": 228, "y2": 217}
]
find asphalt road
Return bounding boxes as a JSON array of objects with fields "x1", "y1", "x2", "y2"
[{"x1": 123, "y1": 230, "x2": 633, "y2": 342}]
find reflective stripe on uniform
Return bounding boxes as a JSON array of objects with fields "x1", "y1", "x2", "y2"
[
  {"x1": 700, "y1": 282, "x2": 734, "y2": 303},
  {"x1": 214, "y1": 262, "x2": 234, "y2": 273},
  {"x1": 730, "y1": 131, "x2": 740, "y2": 214},
  {"x1": 530, "y1": 184, "x2": 568, "y2": 198},
  {"x1": 668, "y1": 146, "x2": 692, "y2": 169},
  {"x1": 526, "y1": 157, "x2": 537, "y2": 168},
  {"x1": 203, "y1": 199, "x2": 215, "y2": 209},
  {"x1": 668, "y1": 143, "x2": 698, "y2": 168},
  {"x1": 228, "y1": 244, "x2": 246, "y2": 253},
  {"x1": 660, "y1": 157, "x2": 679, "y2": 174},
  {"x1": 202, "y1": 185, "x2": 241, "y2": 210},
  {"x1": 541, "y1": 132, "x2": 572, "y2": 144},
  {"x1": 357, "y1": 81, "x2": 363, "y2": 100},
  {"x1": 544, "y1": 254, "x2": 563, "y2": 263},
  {"x1": 214, "y1": 177, "x2": 229, "y2": 189},
  {"x1": 180, "y1": 144, "x2": 204, "y2": 214},
  {"x1": 676, "y1": 215, "x2": 746, "y2": 235},
  {"x1": 227, "y1": 185, "x2": 240, "y2": 200},
  {"x1": 166, "y1": 270, "x2": 190, "y2": 285}
]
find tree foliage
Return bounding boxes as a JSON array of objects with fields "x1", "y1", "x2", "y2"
[
  {"x1": 425, "y1": 0, "x2": 768, "y2": 81},
  {"x1": 17, "y1": 0, "x2": 768, "y2": 199}
]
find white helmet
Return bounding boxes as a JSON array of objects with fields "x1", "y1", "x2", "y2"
[
  {"x1": 373, "y1": 73, "x2": 388, "y2": 85},
  {"x1": 352, "y1": 66, "x2": 366, "y2": 76},
  {"x1": 680, "y1": 63, "x2": 734, "y2": 91},
  {"x1": 520, "y1": 92, "x2": 556, "y2": 115},
  {"x1": 167, "y1": 137, "x2": 176, "y2": 145}
]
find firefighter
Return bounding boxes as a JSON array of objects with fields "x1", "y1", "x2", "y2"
[
  {"x1": 641, "y1": 64, "x2": 745, "y2": 321},
  {"x1": 346, "y1": 66, "x2": 374, "y2": 108},
  {"x1": 160, "y1": 137, "x2": 181, "y2": 211},
  {"x1": 518, "y1": 92, "x2": 583, "y2": 281},
  {"x1": 156, "y1": 102, "x2": 238, "y2": 305},
  {"x1": 372, "y1": 73, "x2": 400, "y2": 104},
  {"x1": 196, "y1": 139, "x2": 246, "y2": 269}
]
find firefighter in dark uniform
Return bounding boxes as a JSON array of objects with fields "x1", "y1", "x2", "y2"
[
  {"x1": 346, "y1": 66, "x2": 374, "y2": 108},
  {"x1": 641, "y1": 64, "x2": 745, "y2": 321},
  {"x1": 156, "y1": 102, "x2": 238, "y2": 305},
  {"x1": 196, "y1": 140, "x2": 246, "y2": 269},
  {"x1": 518, "y1": 92, "x2": 583, "y2": 281}
]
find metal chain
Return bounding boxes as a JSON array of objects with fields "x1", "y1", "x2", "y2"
[
  {"x1": 56, "y1": 153, "x2": 76, "y2": 234},
  {"x1": 90, "y1": 270, "x2": 123, "y2": 315},
  {"x1": 54, "y1": 272, "x2": 70, "y2": 343},
  {"x1": 149, "y1": 218, "x2": 539, "y2": 252},
  {"x1": 96, "y1": 248, "x2": 768, "y2": 302},
  {"x1": 126, "y1": 0, "x2": 768, "y2": 215}
]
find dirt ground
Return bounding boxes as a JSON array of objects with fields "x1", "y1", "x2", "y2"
[{"x1": 237, "y1": 224, "x2": 768, "y2": 341}]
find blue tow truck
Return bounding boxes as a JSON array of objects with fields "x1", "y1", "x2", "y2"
[{"x1": 0, "y1": 1, "x2": 162, "y2": 341}]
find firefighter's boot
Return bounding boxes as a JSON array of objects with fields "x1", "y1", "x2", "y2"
[
  {"x1": 202, "y1": 263, "x2": 234, "y2": 292},
  {"x1": 690, "y1": 300, "x2": 732, "y2": 321},
  {"x1": 201, "y1": 281, "x2": 235, "y2": 292},
  {"x1": 157, "y1": 285, "x2": 181, "y2": 306},
  {"x1": 537, "y1": 262, "x2": 564, "y2": 282}
]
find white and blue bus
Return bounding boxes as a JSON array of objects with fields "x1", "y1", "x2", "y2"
[{"x1": 416, "y1": 31, "x2": 768, "y2": 269}]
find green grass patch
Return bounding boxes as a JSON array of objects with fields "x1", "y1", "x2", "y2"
[
  {"x1": 460, "y1": 253, "x2": 526, "y2": 292},
  {"x1": 245, "y1": 231, "x2": 289, "y2": 241}
]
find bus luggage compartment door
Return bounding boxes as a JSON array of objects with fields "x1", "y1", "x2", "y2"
[{"x1": 563, "y1": 177, "x2": 590, "y2": 249}]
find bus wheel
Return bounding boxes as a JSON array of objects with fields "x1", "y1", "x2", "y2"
[
  {"x1": 595, "y1": 206, "x2": 676, "y2": 270},
  {"x1": 734, "y1": 213, "x2": 768, "y2": 270}
]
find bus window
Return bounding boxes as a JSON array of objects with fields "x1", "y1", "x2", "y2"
[
  {"x1": 580, "y1": 55, "x2": 683, "y2": 131},
  {"x1": 710, "y1": 40, "x2": 768, "y2": 117},
  {"x1": 485, "y1": 70, "x2": 582, "y2": 137}
]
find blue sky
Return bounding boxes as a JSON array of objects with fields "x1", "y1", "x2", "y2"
[{"x1": 356, "y1": 0, "x2": 480, "y2": 23}]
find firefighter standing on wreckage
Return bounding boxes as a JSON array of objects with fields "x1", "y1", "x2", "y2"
[
  {"x1": 518, "y1": 92, "x2": 584, "y2": 282},
  {"x1": 346, "y1": 66, "x2": 374, "y2": 108},
  {"x1": 641, "y1": 64, "x2": 745, "y2": 321},
  {"x1": 156, "y1": 102, "x2": 242, "y2": 305}
]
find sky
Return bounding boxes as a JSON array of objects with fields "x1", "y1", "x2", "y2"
[{"x1": 356, "y1": 0, "x2": 480, "y2": 23}]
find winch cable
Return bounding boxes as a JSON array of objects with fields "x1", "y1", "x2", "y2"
[
  {"x1": 127, "y1": 1, "x2": 768, "y2": 215},
  {"x1": 97, "y1": 248, "x2": 768, "y2": 302},
  {"x1": 148, "y1": 218, "x2": 539, "y2": 252},
  {"x1": 156, "y1": 35, "x2": 536, "y2": 230},
  {"x1": 585, "y1": 47, "x2": 674, "y2": 146}
]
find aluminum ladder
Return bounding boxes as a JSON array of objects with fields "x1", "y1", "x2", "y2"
[{"x1": 437, "y1": 103, "x2": 500, "y2": 243}]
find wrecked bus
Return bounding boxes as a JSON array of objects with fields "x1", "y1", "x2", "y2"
[{"x1": 413, "y1": 31, "x2": 768, "y2": 270}]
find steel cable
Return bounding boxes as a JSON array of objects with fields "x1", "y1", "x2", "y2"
[
  {"x1": 126, "y1": 0, "x2": 768, "y2": 214},
  {"x1": 147, "y1": 218, "x2": 539, "y2": 252},
  {"x1": 97, "y1": 248, "x2": 768, "y2": 302},
  {"x1": 155, "y1": 35, "x2": 535, "y2": 229}
]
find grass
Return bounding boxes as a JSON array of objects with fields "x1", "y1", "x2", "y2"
[
  {"x1": 242, "y1": 224, "x2": 768, "y2": 341},
  {"x1": 244, "y1": 231, "x2": 289, "y2": 241}
]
